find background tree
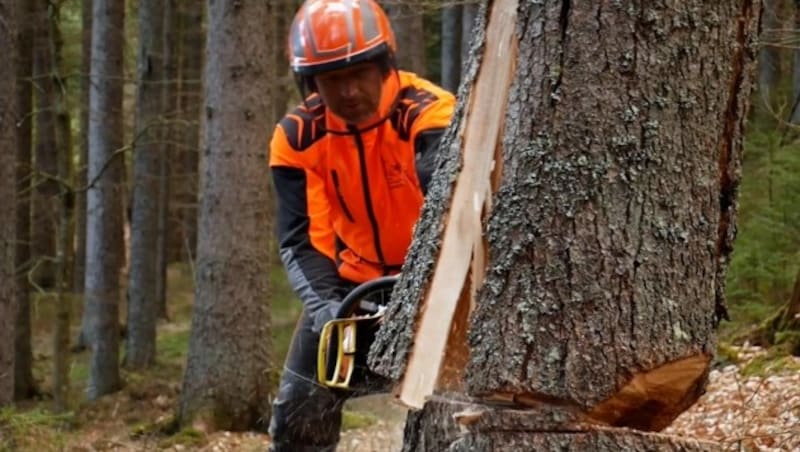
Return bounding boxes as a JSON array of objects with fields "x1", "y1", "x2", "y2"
[
  {"x1": 371, "y1": 0, "x2": 760, "y2": 449},
  {"x1": 792, "y1": 0, "x2": 800, "y2": 123},
  {"x1": 440, "y1": 1, "x2": 461, "y2": 92},
  {"x1": 171, "y1": 0, "x2": 206, "y2": 268},
  {"x1": 461, "y1": 0, "x2": 478, "y2": 63},
  {"x1": 31, "y1": 0, "x2": 59, "y2": 288},
  {"x1": 85, "y1": 0, "x2": 125, "y2": 400},
  {"x1": 0, "y1": 0, "x2": 19, "y2": 408},
  {"x1": 47, "y1": 0, "x2": 74, "y2": 412},
  {"x1": 73, "y1": 0, "x2": 92, "y2": 351},
  {"x1": 155, "y1": 0, "x2": 178, "y2": 319},
  {"x1": 14, "y1": 0, "x2": 38, "y2": 400},
  {"x1": 126, "y1": 0, "x2": 165, "y2": 369},
  {"x1": 759, "y1": 0, "x2": 782, "y2": 109},
  {"x1": 178, "y1": 0, "x2": 273, "y2": 431},
  {"x1": 386, "y1": 1, "x2": 427, "y2": 75}
]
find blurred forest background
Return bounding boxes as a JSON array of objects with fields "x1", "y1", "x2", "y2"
[{"x1": 0, "y1": 0, "x2": 799, "y2": 449}]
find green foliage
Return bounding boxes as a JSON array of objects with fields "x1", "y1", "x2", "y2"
[
  {"x1": 740, "y1": 350, "x2": 800, "y2": 377},
  {"x1": 341, "y1": 410, "x2": 379, "y2": 431},
  {"x1": 0, "y1": 407, "x2": 74, "y2": 451},
  {"x1": 724, "y1": 123, "x2": 800, "y2": 338},
  {"x1": 158, "y1": 328, "x2": 191, "y2": 363},
  {"x1": 158, "y1": 427, "x2": 207, "y2": 448}
]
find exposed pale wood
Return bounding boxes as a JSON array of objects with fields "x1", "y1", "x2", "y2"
[
  {"x1": 397, "y1": 0, "x2": 519, "y2": 409},
  {"x1": 588, "y1": 354, "x2": 711, "y2": 431}
]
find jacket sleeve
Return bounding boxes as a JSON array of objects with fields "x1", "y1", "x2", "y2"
[
  {"x1": 272, "y1": 166, "x2": 352, "y2": 324},
  {"x1": 413, "y1": 129, "x2": 446, "y2": 195}
]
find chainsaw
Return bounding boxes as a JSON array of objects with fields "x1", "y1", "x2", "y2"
[{"x1": 317, "y1": 275, "x2": 397, "y2": 392}]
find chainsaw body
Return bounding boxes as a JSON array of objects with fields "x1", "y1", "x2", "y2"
[{"x1": 317, "y1": 275, "x2": 397, "y2": 392}]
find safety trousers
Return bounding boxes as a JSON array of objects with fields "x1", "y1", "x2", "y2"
[{"x1": 268, "y1": 309, "x2": 349, "y2": 452}]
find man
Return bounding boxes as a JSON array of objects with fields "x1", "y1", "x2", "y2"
[{"x1": 268, "y1": 0, "x2": 455, "y2": 450}]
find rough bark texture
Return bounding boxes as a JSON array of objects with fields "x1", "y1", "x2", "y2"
[
  {"x1": 0, "y1": 0, "x2": 18, "y2": 407},
  {"x1": 85, "y1": 0, "x2": 125, "y2": 400},
  {"x1": 372, "y1": 0, "x2": 759, "y2": 442},
  {"x1": 465, "y1": 0, "x2": 757, "y2": 410},
  {"x1": 403, "y1": 397, "x2": 720, "y2": 451},
  {"x1": 126, "y1": 0, "x2": 165, "y2": 369},
  {"x1": 178, "y1": 0, "x2": 273, "y2": 431},
  {"x1": 14, "y1": 0, "x2": 38, "y2": 400}
]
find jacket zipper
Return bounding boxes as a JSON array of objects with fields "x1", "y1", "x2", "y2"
[
  {"x1": 350, "y1": 126, "x2": 388, "y2": 273},
  {"x1": 331, "y1": 170, "x2": 355, "y2": 223}
]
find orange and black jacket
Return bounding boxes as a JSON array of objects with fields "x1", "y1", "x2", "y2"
[{"x1": 269, "y1": 71, "x2": 455, "y2": 323}]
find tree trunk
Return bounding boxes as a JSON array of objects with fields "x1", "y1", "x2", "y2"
[
  {"x1": 0, "y1": 0, "x2": 19, "y2": 407},
  {"x1": 461, "y1": 0, "x2": 479, "y2": 64},
  {"x1": 440, "y1": 3, "x2": 461, "y2": 93},
  {"x1": 178, "y1": 0, "x2": 273, "y2": 431},
  {"x1": 154, "y1": 0, "x2": 179, "y2": 320},
  {"x1": 85, "y1": 0, "x2": 125, "y2": 400},
  {"x1": 49, "y1": 1, "x2": 73, "y2": 412},
  {"x1": 171, "y1": 0, "x2": 205, "y2": 266},
  {"x1": 387, "y1": 2, "x2": 427, "y2": 75},
  {"x1": 791, "y1": 0, "x2": 800, "y2": 124},
  {"x1": 74, "y1": 0, "x2": 91, "y2": 295},
  {"x1": 402, "y1": 396, "x2": 721, "y2": 452},
  {"x1": 125, "y1": 0, "x2": 165, "y2": 369},
  {"x1": 168, "y1": 0, "x2": 206, "y2": 270},
  {"x1": 14, "y1": 0, "x2": 38, "y2": 400},
  {"x1": 758, "y1": 0, "x2": 781, "y2": 109},
  {"x1": 31, "y1": 0, "x2": 59, "y2": 288},
  {"x1": 370, "y1": 0, "x2": 759, "y2": 448}
]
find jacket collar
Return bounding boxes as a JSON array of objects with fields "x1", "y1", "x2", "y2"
[{"x1": 324, "y1": 69, "x2": 403, "y2": 135}]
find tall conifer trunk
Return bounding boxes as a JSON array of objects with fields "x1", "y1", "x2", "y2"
[{"x1": 370, "y1": 1, "x2": 760, "y2": 449}]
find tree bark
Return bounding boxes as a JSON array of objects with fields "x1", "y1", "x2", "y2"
[
  {"x1": 154, "y1": 0, "x2": 179, "y2": 320},
  {"x1": 370, "y1": 0, "x2": 760, "y2": 446},
  {"x1": 171, "y1": 0, "x2": 205, "y2": 266},
  {"x1": 125, "y1": 0, "x2": 165, "y2": 369},
  {"x1": 0, "y1": 0, "x2": 19, "y2": 407},
  {"x1": 461, "y1": 0, "x2": 479, "y2": 64},
  {"x1": 74, "y1": 0, "x2": 92, "y2": 295},
  {"x1": 49, "y1": 1, "x2": 73, "y2": 412},
  {"x1": 758, "y1": 0, "x2": 781, "y2": 109},
  {"x1": 14, "y1": 0, "x2": 38, "y2": 400},
  {"x1": 31, "y1": 0, "x2": 59, "y2": 288},
  {"x1": 402, "y1": 396, "x2": 720, "y2": 451},
  {"x1": 178, "y1": 0, "x2": 273, "y2": 431},
  {"x1": 791, "y1": 0, "x2": 800, "y2": 124},
  {"x1": 75, "y1": 0, "x2": 94, "y2": 352},
  {"x1": 440, "y1": 3, "x2": 462, "y2": 93},
  {"x1": 387, "y1": 2, "x2": 427, "y2": 75},
  {"x1": 85, "y1": 0, "x2": 126, "y2": 400}
]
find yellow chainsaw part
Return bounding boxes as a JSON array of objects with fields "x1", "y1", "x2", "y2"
[{"x1": 317, "y1": 312, "x2": 383, "y2": 389}]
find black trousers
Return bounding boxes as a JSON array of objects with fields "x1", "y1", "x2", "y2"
[{"x1": 268, "y1": 309, "x2": 349, "y2": 452}]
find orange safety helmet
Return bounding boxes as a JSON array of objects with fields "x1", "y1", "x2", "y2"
[{"x1": 288, "y1": 0, "x2": 397, "y2": 77}]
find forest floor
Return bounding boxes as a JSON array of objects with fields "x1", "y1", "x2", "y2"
[{"x1": 1, "y1": 265, "x2": 799, "y2": 451}]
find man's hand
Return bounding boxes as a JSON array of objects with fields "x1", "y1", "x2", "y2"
[{"x1": 312, "y1": 302, "x2": 341, "y2": 334}]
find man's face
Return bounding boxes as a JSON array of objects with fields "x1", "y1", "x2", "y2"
[{"x1": 314, "y1": 62, "x2": 384, "y2": 125}]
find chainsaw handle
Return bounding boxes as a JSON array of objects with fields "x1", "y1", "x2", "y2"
[{"x1": 335, "y1": 275, "x2": 399, "y2": 318}]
